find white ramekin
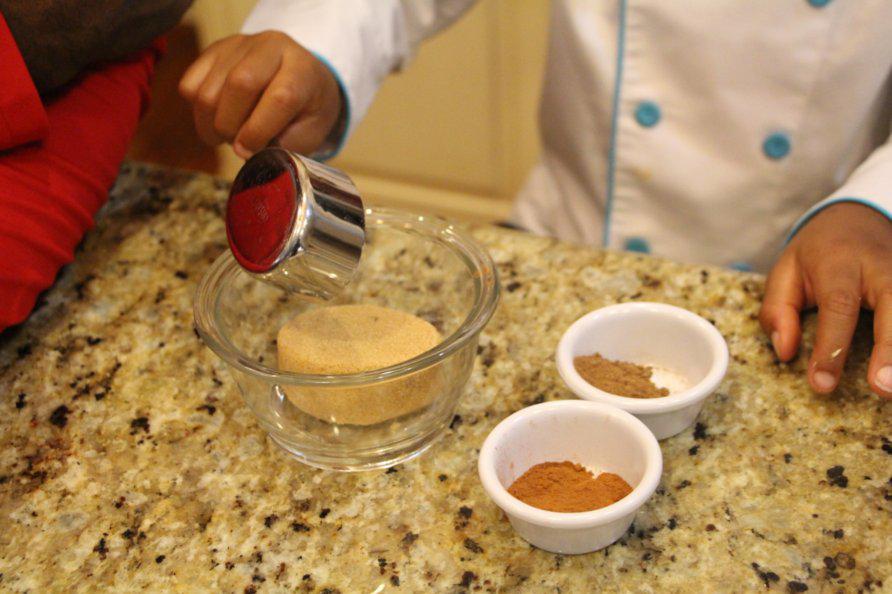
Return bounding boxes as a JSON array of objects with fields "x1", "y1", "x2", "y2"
[
  {"x1": 555, "y1": 302, "x2": 729, "y2": 440},
  {"x1": 478, "y1": 400, "x2": 662, "y2": 554}
]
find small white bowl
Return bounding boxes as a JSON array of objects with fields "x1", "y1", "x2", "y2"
[
  {"x1": 556, "y1": 302, "x2": 729, "y2": 440},
  {"x1": 478, "y1": 400, "x2": 662, "y2": 554}
]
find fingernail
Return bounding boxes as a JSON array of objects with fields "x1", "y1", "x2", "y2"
[
  {"x1": 876, "y1": 366, "x2": 892, "y2": 392},
  {"x1": 813, "y1": 370, "x2": 837, "y2": 392},
  {"x1": 771, "y1": 331, "x2": 780, "y2": 357}
]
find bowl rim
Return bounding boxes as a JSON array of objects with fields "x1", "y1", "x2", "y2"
[
  {"x1": 555, "y1": 302, "x2": 729, "y2": 413},
  {"x1": 193, "y1": 207, "x2": 500, "y2": 385},
  {"x1": 477, "y1": 400, "x2": 663, "y2": 528}
]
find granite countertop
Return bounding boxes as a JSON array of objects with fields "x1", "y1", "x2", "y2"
[{"x1": 0, "y1": 162, "x2": 889, "y2": 593}]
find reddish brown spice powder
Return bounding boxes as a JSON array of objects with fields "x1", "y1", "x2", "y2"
[
  {"x1": 507, "y1": 461, "x2": 633, "y2": 513},
  {"x1": 573, "y1": 353, "x2": 669, "y2": 398}
]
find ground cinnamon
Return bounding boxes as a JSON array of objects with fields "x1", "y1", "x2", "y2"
[
  {"x1": 507, "y1": 461, "x2": 633, "y2": 512},
  {"x1": 573, "y1": 353, "x2": 669, "y2": 398}
]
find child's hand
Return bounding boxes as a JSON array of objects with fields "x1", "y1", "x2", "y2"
[
  {"x1": 760, "y1": 202, "x2": 892, "y2": 398},
  {"x1": 179, "y1": 31, "x2": 342, "y2": 158}
]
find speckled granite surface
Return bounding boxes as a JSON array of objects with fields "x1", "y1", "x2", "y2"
[{"x1": 0, "y1": 162, "x2": 889, "y2": 593}]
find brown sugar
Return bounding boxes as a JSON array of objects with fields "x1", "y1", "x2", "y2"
[
  {"x1": 277, "y1": 304, "x2": 442, "y2": 425},
  {"x1": 277, "y1": 304, "x2": 440, "y2": 374},
  {"x1": 507, "y1": 461, "x2": 633, "y2": 513},
  {"x1": 573, "y1": 353, "x2": 669, "y2": 398}
]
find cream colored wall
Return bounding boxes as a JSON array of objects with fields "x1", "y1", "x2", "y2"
[
  {"x1": 183, "y1": 0, "x2": 257, "y2": 43},
  {"x1": 186, "y1": 0, "x2": 549, "y2": 222}
]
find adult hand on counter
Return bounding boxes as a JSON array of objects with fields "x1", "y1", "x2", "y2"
[
  {"x1": 179, "y1": 31, "x2": 343, "y2": 159},
  {"x1": 760, "y1": 202, "x2": 892, "y2": 398}
]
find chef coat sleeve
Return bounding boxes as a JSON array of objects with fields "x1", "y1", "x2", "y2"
[
  {"x1": 788, "y1": 134, "x2": 892, "y2": 240},
  {"x1": 241, "y1": 0, "x2": 477, "y2": 158},
  {"x1": 0, "y1": 10, "x2": 49, "y2": 150}
]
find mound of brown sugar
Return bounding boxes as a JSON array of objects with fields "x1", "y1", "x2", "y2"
[
  {"x1": 507, "y1": 461, "x2": 633, "y2": 513},
  {"x1": 277, "y1": 304, "x2": 442, "y2": 425},
  {"x1": 278, "y1": 304, "x2": 440, "y2": 374},
  {"x1": 573, "y1": 353, "x2": 669, "y2": 398}
]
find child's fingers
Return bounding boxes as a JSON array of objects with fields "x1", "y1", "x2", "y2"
[
  {"x1": 193, "y1": 43, "x2": 253, "y2": 145},
  {"x1": 868, "y1": 282, "x2": 892, "y2": 398},
  {"x1": 179, "y1": 46, "x2": 217, "y2": 100},
  {"x1": 234, "y1": 66, "x2": 313, "y2": 155},
  {"x1": 759, "y1": 254, "x2": 804, "y2": 361},
  {"x1": 193, "y1": 102, "x2": 225, "y2": 147},
  {"x1": 809, "y1": 262, "x2": 862, "y2": 393},
  {"x1": 275, "y1": 113, "x2": 333, "y2": 156},
  {"x1": 213, "y1": 44, "x2": 284, "y2": 142}
]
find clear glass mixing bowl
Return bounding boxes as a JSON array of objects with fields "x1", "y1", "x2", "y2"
[{"x1": 194, "y1": 208, "x2": 500, "y2": 471}]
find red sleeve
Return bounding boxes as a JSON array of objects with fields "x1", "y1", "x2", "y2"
[
  {"x1": 0, "y1": 11, "x2": 49, "y2": 149},
  {"x1": 0, "y1": 40, "x2": 164, "y2": 330}
]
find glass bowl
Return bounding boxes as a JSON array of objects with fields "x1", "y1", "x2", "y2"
[{"x1": 194, "y1": 208, "x2": 500, "y2": 471}]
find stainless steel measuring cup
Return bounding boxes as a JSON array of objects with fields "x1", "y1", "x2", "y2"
[{"x1": 225, "y1": 147, "x2": 365, "y2": 300}]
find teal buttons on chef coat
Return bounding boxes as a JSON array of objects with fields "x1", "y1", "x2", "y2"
[
  {"x1": 634, "y1": 101, "x2": 661, "y2": 128},
  {"x1": 763, "y1": 133, "x2": 791, "y2": 160},
  {"x1": 624, "y1": 237, "x2": 651, "y2": 254},
  {"x1": 807, "y1": 0, "x2": 832, "y2": 7},
  {"x1": 729, "y1": 262, "x2": 753, "y2": 272}
]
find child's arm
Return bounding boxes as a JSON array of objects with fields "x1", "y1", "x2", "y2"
[{"x1": 760, "y1": 139, "x2": 892, "y2": 399}]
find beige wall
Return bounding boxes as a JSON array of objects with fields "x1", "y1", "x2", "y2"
[{"x1": 187, "y1": 0, "x2": 549, "y2": 222}]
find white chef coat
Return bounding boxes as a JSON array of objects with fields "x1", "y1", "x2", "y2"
[{"x1": 243, "y1": 0, "x2": 892, "y2": 271}]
